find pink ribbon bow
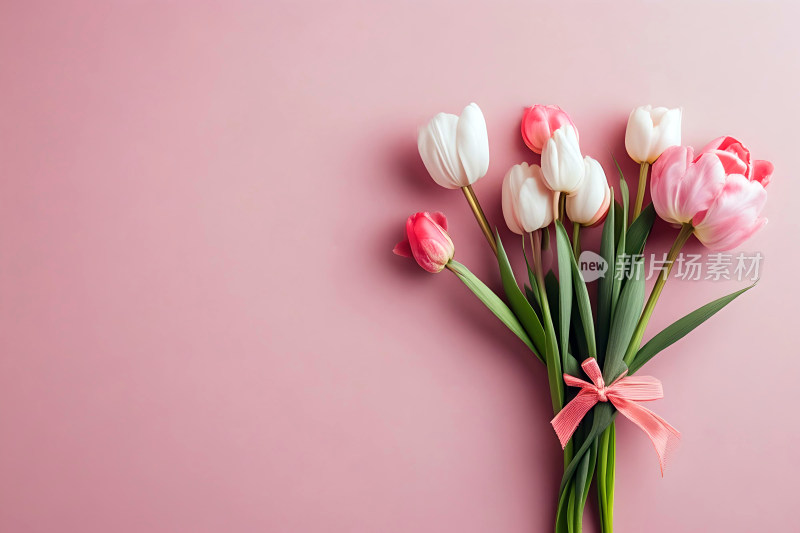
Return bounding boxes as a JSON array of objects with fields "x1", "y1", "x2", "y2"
[{"x1": 551, "y1": 358, "x2": 680, "y2": 474}]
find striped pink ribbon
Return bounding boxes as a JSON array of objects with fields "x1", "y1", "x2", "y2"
[{"x1": 551, "y1": 358, "x2": 680, "y2": 474}]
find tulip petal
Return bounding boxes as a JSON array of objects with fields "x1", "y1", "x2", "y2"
[
  {"x1": 586, "y1": 187, "x2": 612, "y2": 227},
  {"x1": 693, "y1": 175, "x2": 768, "y2": 251},
  {"x1": 625, "y1": 107, "x2": 654, "y2": 163},
  {"x1": 416, "y1": 239, "x2": 452, "y2": 273},
  {"x1": 393, "y1": 239, "x2": 412, "y2": 257},
  {"x1": 417, "y1": 113, "x2": 467, "y2": 189},
  {"x1": 649, "y1": 108, "x2": 681, "y2": 163},
  {"x1": 517, "y1": 166, "x2": 554, "y2": 231},
  {"x1": 567, "y1": 156, "x2": 609, "y2": 225},
  {"x1": 430, "y1": 211, "x2": 448, "y2": 231},
  {"x1": 542, "y1": 125, "x2": 584, "y2": 194},
  {"x1": 713, "y1": 151, "x2": 748, "y2": 176},
  {"x1": 456, "y1": 103, "x2": 490, "y2": 184},
  {"x1": 502, "y1": 162, "x2": 554, "y2": 234},
  {"x1": 752, "y1": 159, "x2": 774, "y2": 187},
  {"x1": 674, "y1": 153, "x2": 727, "y2": 220},
  {"x1": 650, "y1": 145, "x2": 693, "y2": 224},
  {"x1": 700, "y1": 136, "x2": 750, "y2": 165},
  {"x1": 501, "y1": 174, "x2": 525, "y2": 235},
  {"x1": 698, "y1": 135, "x2": 752, "y2": 178}
]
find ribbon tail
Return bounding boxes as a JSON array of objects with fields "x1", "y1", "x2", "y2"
[
  {"x1": 613, "y1": 397, "x2": 680, "y2": 475},
  {"x1": 608, "y1": 375, "x2": 663, "y2": 401},
  {"x1": 550, "y1": 389, "x2": 598, "y2": 449}
]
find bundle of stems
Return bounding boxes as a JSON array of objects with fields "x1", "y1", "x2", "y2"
[{"x1": 445, "y1": 166, "x2": 751, "y2": 532}]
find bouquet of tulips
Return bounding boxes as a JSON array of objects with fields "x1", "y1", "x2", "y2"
[{"x1": 393, "y1": 103, "x2": 771, "y2": 532}]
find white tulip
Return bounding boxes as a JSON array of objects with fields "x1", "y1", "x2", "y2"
[
  {"x1": 502, "y1": 163, "x2": 556, "y2": 234},
  {"x1": 417, "y1": 103, "x2": 490, "y2": 189},
  {"x1": 624, "y1": 105, "x2": 682, "y2": 164},
  {"x1": 541, "y1": 125, "x2": 585, "y2": 194},
  {"x1": 567, "y1": 157, "x2": 611, "y2": 226}
]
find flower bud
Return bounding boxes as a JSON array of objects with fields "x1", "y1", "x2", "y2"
[
  {"x1": 393, "y1": 212, "x2": 454, "y2": 273},
  {"x1": 566, "y1": 157, "x2": 611, "y2": 226},
  {"x1": 417, "y1": 103, "x2": 490, "y2": 189},
  {"x1": 502, "y1": 163, "x2": 556, "y2": 234},
  {"x1": 541, "y1": 125, "x2": 585, "y2": 194},
  {"x1": 521, "y1": 105, "x2": 577, "y2": 155},
  {"x1": 625, "y1": 105, "x2": 682, "y2": 164}
]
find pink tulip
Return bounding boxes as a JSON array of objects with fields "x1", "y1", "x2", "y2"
[
  {"x1": 698, "y1": 136, "x2": 774, "y2": 187},
  {"x1": 521, "y1": 105, "x2": 578, "y2": 154},
  {"x1": 393, "y1": 212, "x2": 455, "y2": 273},
  {"x1": 651, "y1": 143, "x2": 771, "y2": 251},
  {"x1": 650, "y1": 145, "x2": 727, "y2": 225},
  {"x1": 692, "y1": 175, "x2": 768, "y2": 251}
]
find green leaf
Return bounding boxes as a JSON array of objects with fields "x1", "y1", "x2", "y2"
[
  {"x1": 612, "y1": 154, "x2": 630, "y2": 225},
  {"x1": 545, "y1": 270, "x2": 561, "y2": 344},
  {"x1": 563, "y1": 350, "x2": 581, "y2": 377},
  {"x1": 555, "y1": 485, "x2": 572, "y2": 533},
  {"x1": 521, "y1": 235, "x2": 541, "y2": 309},
  {"x1": 523, "y1": 284, "x2": 539, "y2": 312},
  {"x1": 596, "y1": 196, "x2": 615, "y2": 364},
  {"x1": 572, "y1": 446, "x2": 591, "y2": 531},
  {"x1": 606, "y1": 424, "x2": 615, "y2": 526},
  {"x1": 582, "y1": 438, "x2": 599, "y2": 506},
  {"x1": 596, "y1": 423, "x2": 616, "y2": 532},
  {"x1": 556, "y1": 221, "x2": 596, "y2": 357},
  {"x1": 570, "y1": 304, "x2": 590, "y2": 361},
  {"x1": 603, "y1": 258, "x2": 645, "y2": 382},
  {"x1": 629, "y1": 284, "x2": 755, "y2": 374},
  {"x1": 611, "y1": 157, "x2": 629, "y2": 314},
  {"x1": 447, "y1": 260, "x2": 537, "y2": 355},
  {"x1": 537, "y1": 268, "x2": 564, "y2": 414},
  {"x1": 625, "y1": 203, "x2": 656, "y2": 257},
  {"x1": 554, "y1": 221, "x2": 573, "y2": 370},
  {"x1": 597, "y1": 424, "x2": 609, "y2": 529},
  {"x1": 495, "y1": 233, "x2": 547, "y2": 362},
  {"x1": 613, "y1": 200, "x2": 624, "y2": 255}
]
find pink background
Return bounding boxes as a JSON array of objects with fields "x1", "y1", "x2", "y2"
[{"x1": 1, "y1": 1, "x2": 798, "y2": 531}]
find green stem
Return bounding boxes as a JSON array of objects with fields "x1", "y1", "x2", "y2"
[
  {"x1": 461, "y1": 185, "x2": 498, "y2": 256},
  {"x1": 532, "y1": 230, "x2": 564, "y2": 414},
  {"x1": 564, "y1": 440, "x2": 573, "y2": 470},
  {"x1": 572, "y1": 222, "x2": 581, "y2": 258},
  {"x1": 558, "y1": 193, "x2": 567, "y2": 223},
  {"x1": 622, "y1": 223, "x2": 694, "y2": 367},
  {"x1": 597, "y1": 429, "x2": 608, "y2": 530},
  {"x1": 597, "y1": 424, "x2": 616, "y2": 533},
  {"x1": 632, "y1": 162, "x2": 650, "y2": 221}
]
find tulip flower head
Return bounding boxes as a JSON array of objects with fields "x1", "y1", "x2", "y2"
[
  {"x1": 502, "y1": 163, "x2": 556, "y2": 235},
  {"x1": 541, "y1": 125, "x2": 585, "y2": 194},
  {"x1": 521, "y1": 105, "x2": 578, "y2": 155},
  {"x1": 417, "y1": 103, "x2": 490, "y2": 189},
  {"x1": 651, "y1": 143, "x2": 770, "y2": 251},
  {"x1": 566, "y1": 156, "x2": 611, "y2": 226},
  {"x1": 393, "y1": 212, "x2": 455, "y2": 273},
  {"x1": 625, "y1": 105, "x2": 682, "y2": 164}
]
